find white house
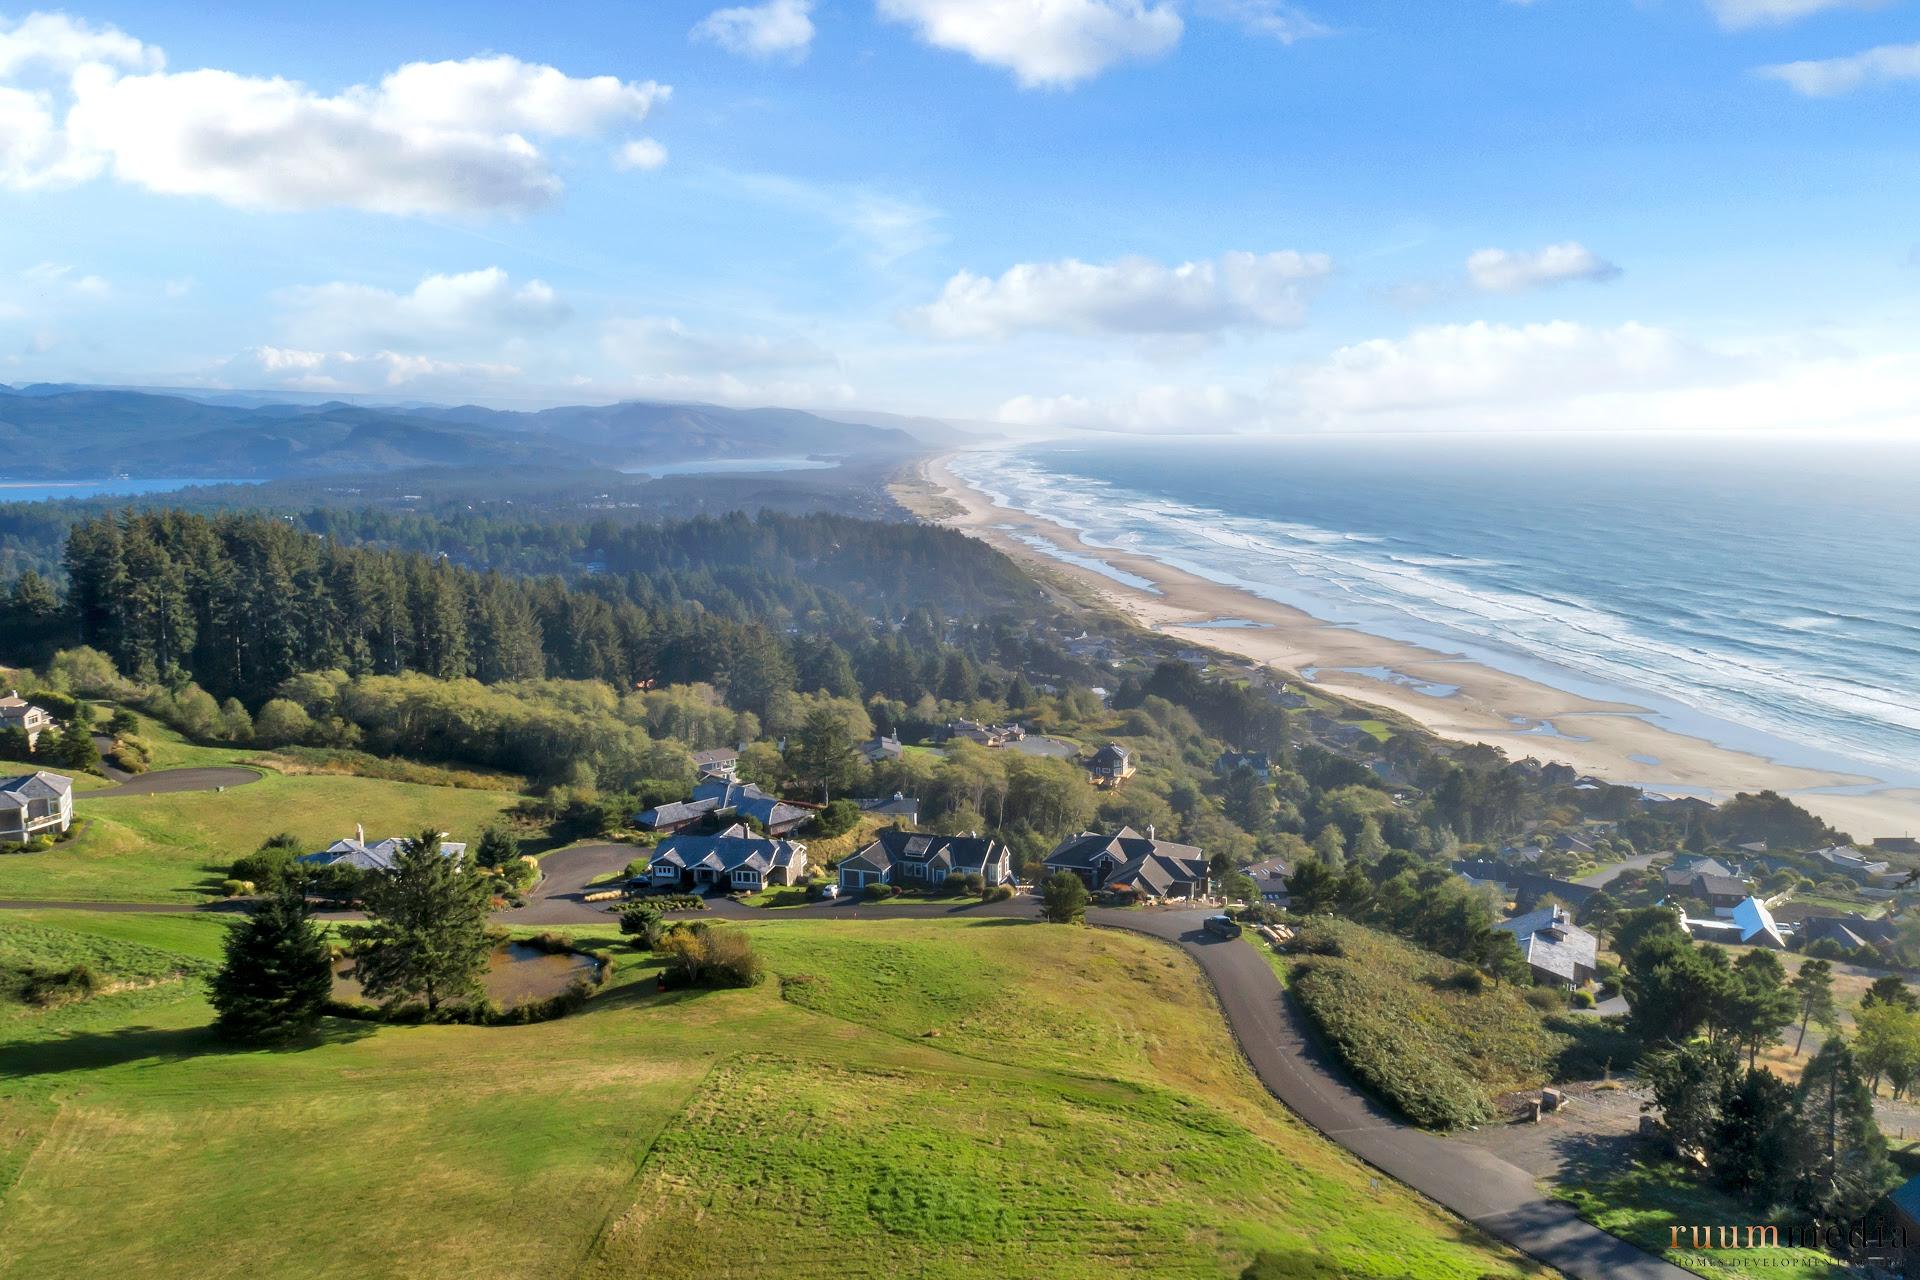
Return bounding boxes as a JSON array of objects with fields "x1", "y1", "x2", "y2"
[
  {"x1": 0, "y1": 771, "x2": 75, "y2": 841},
  {"x1": 0, "y1": 692, "x2": 54, "y2": 750}
]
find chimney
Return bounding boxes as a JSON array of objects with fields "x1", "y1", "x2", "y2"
[
  {"x1": 355, "y1": 822, "x2": 365, "y2": 845},
  {"x1": 1146, "y1": 823, "x2": 1155, "y2": 841}
]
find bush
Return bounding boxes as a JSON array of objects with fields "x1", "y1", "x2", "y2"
[
  {"x1": 982, "y1": 883, "x2": 1015, "y2": 902},
  {"x1": 230, "y1": 835, "x2": 303, "y2": 887},
  {"x1": 219, "y1": 878, "x2": 253, "y2": 897},
  {"x1": 1287, "y1": 919, "x2": 1564, "y2": 1131},
  {"x1": 810, "y1": 797, "x2": 861, "y2": 839},
  {"x1": 938, "y1": 872, "x2": 984, "y2": 897},
  {"x1": 1570, "y1": 989, "x2": 1596, "y2": 1009},
  {"x1": 620, "y1": 902, "x2": 664, "y2": 948},
  {"x1": 864, "y1": 881, "x2": 898, "y2": 900},
  {"x1": 1524, "y1": 986, "x2": 1568, "y2": 1012},
  {"x1": 655, "y1": 924, "x2": 763, "y2": 989},
  {"x1": 18, "y1": 962, "x2": 102, "y2": 1007}
]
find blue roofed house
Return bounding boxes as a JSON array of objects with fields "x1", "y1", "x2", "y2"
[
  {"x1": 1044, "y1": 826, "x2": 1208, "y2": 899},
  {"x1": 635, "y1": 778, "x2": 816, "y2": 836},
  {"x1": 643, "y1": 823, "x2": 808, "y2": 892},
  {"x1": 835, "y1": 829, "x2": 1011, "y2": 892}
]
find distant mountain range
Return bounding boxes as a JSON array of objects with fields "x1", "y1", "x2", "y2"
[{"x1": 0, "y1": 384, "x2": 943, "y2": 480}]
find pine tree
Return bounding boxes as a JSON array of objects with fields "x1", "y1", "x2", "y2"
[
  {"x1": 210, "y1": 881, "x2": 335, "y2": 1043},
  {"x1": 474, "y1": 823, "x2": 521, "y2": 869},
  {"x1": 1792, "y1": 1039, "x2": 1896, "y2": 1221},
  {"x1": 347, "y1": 830, "x2": 494, "y2": 1016},
  {"x1": 53, "y1": 717, "x2": 101, "y2": 772},
  {"x1": 1040, "y1": 871, "x2": 1088, "y2": 924}
]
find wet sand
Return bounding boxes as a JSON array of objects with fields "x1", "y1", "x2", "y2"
[{"x1": 895, "y1": 453, "x2": 1920, "y2": 841}]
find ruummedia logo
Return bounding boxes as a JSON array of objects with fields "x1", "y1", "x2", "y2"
[{"x1": 1670, "y1": 1219, "x2": 1906, "y2": 1263}]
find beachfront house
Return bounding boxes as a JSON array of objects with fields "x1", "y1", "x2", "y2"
[
  {"x1": 297, "y1": 826, "x2": 469, "y2": 873},
  {"x1": 1088, "y1": 743, "x2": 1136, "y2": 788},
  {"x1": 0, "y1": 771, "x2": 74, "y2": 842},
  {"x1": 1810, "y1": 845, "x2": 1893, "y2": 883},
  {"x1": 1496, "y1": 906, "x2": 1598, "y2": 987},
  {"x1": 0, "y1": 692, "x2": 54, "y2": 750},
  {"x1": 836, "y1": 829, "x2": 1010, "y2": 892},
  {"x1": 1044, "y1": 826, "x2": 1207, "y2": 899},
  {"x1": 643, "y1": 823, "x2": 808, "y2": 892}
]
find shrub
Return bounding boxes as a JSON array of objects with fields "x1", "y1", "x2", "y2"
[
  {"x1": 220, "y1": 878, "x2": 253, "y2": 897},
  {"x1": 810, "y1": 798, "x2": 861, "y2": 839},
  {"x1": 624, "y1": 857, "x2": 650, "y2": 879},
  {"x1": 1570, "y1": 989, "x2": 1596, "y2": 1009},
  {"x1": 1524, "y1": 986, "x2": 1568, "y2": 1012},
  {"x1": 863, "y1": 881, "x2": 898, "y2": 900},
  {"x1": 19, "y1": 962, "x2": 102, "y2": 1007},
  {"x1": 620, "y1": 902, "x2": 663, "y2": 948},
  {"x1": 230, "y1": 835, "x2": 303, "y2": 887},
  {"x1": 656, "y1": 924, "x2": 763, "y2": 989},
  {"x1": 982, "y1": 883, "x2": 1015, "y2": 902}
]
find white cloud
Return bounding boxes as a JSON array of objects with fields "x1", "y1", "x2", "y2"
[
  {"x1": 0, "y1": 15, "x2": 669, "y2": 215},
  {"x1": 909, "y1": 250, "x2": 1333, "y2": 339},
  {"x1": 734, "y1": 172, "x2": 943, "y2": 264},
  {"x1": 998, "y1": 383, "x2": 1259, "y2": 431},
  {"x1": 601, "y1": 315, "x2": 834, "y2": 374},
  {"x1": 877, "y1": 0, "x2": 1182, "y2": 87},
  {"x1": 1198, "y1": 0, "x2": 1329, "y2": 44},
  {"x1": 277, "y1": 268, "x2": 569, "y2": 349},
  {"x1": 22, "y1": 261, "x2": 109, "y2": 298},
  {"x1": 0, "y1": 12, "x2": 159, "y2": 77},
  {"x1": 1465, "y1": 242, "x2": 1621, "y2": 293},
  {"x1": 1706, "y1": 0, "x2": 1887, "y2": 30},
  {"x1": 235, "y1": 345, "x2": 520, "y2": 392},
  {"x1": 692, "y1": 0, "x2": 816, "y2": 60},
  {"x1": 615, "y1": 137, "x2": 669, "y2": 170},
  {"x1": 1759, "y1": 41, "x2": 1920, "y2": 96}
]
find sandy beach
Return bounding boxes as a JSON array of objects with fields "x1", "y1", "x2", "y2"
[{"x1": 896, "y1": 453, "x2": 1920, "y2": 842}]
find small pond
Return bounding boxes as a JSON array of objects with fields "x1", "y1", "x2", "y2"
[{"x1": 331, "y1": 942, "x2": 600, "y2": 1010}]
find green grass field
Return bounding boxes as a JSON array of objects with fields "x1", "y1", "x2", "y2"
[
  {"x1": 1554, "y1": 1162, "x2": 1844, "y2": 1279},
  {"x1": 0, "y1": 910, "x2": 1544, "y2": 1280},
  {"x1": 0, "y1": 773, "x2": 520, "y2": 902}
]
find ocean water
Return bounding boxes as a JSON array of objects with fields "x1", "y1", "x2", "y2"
[
  {"x1": 0, "y1": 477, "x2": 253, "y2": 503},
  {"x1": 950, "y1": 435, "x2": 1920, "y2": 786}
]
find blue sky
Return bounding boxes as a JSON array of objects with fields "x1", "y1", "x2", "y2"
[{"x1": 1, "y1": 1, "x2": 1917, "y2": 432}]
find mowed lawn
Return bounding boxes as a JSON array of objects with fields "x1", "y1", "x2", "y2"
[
  {"x1": 0, "y1": 911, "x2": 1545, "y2": 1280},
  {"x1": 0, "y1": 773, "x2": 520, "y2": 903}
]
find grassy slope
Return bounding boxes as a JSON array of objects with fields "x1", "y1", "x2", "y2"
[
  {"x1": 0, "y1": 911, "x2": 1542, "y2": 1280},
  {"x1": 0, "y1": 773, "x2": 518, "y2": 902},
  {"x1": 1554, "y1": 1163, "x2": 1843, "y2": 1279}
]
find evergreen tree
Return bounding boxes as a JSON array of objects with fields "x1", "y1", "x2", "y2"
[
  {"x1": 786, "y1": 705, "x2": 857, "y2": 802},
  {"x1": 1862, "y1": 974, "x2": 1918, "y2": 1013},
  {"x1": 1312, "y1": 823, "x2": 1347, "y2": 869},
  {"x1": 1725, "y1": 949, "x2": 1797, "y2": 1068},
  {"x1": 1040, "y1": 870, "x2": 1088, "y2": 924},
  {"x1": 474, "y1": 823, "x2": 521, "y2": 869},
  {"x1": 53, "y1": 717, "x2": 101, "y2": 772},
  {"x1": 1792, "y1": 959, "x2": 1838, "y2": 1055},
  {"x1": 1712, "y1": 1066, "x2": 1796, "y2": 1201},
  {"x1": 209, "y1": 880, "x2": 335, "y2": 1043},
  {"x1": 1791, "y1": 1039, "x2": 1896, "y2": 1222},
  {"x1": 347, "y1": 830, "x2": 494, "y2": 1016}
]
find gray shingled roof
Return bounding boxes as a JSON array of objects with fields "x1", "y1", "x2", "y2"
[{"x1": 1497, "y1": 906, "x2": 1598, "y2": 983}]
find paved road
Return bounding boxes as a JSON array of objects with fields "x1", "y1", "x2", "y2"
[
  {"x1": 86, "y1": 767, "x2": 262, "y2": 798},
  {"x1": 1576, "y1": 852, "x2": 1660, "y2": 887},
  {"x1": 3, "y1": 871, "x2": 1684, "y2": 1278}
]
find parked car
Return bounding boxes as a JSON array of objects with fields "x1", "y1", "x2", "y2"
[
  {"x1": 1203, "y1": 914, "x2": 1242, "y2": 939},
  {"x1": 816, "y1": 883, "x2": 840, "y2": 900}
]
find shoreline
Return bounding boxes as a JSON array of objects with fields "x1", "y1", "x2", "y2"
[{"x1": 895, "y1": 451, "x2": 1920, "y2": 842}]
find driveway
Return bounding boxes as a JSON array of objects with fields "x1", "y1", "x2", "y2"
[
  {"x1": 1576, "y1": 852, "x2": 1659, "y2": 887},
  {"x1": 497, "y1": 844, "x2": 638, "y2": 925},
  {"x1": 87, "y1": 767, "x2": 262, "y2": 798}
]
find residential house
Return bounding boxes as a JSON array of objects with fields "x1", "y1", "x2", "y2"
[
  {"x1": 1811, "y1": 844, "x2": 1893, "y2": 883},
  {"x1": 1663, "y1": 870, "x2": 1752, "y2": 913},
  {"x1": 835, "y1": 829, "x2": 1010, "y2": 892},
  {"x1": 1243, "y1": 855, "x2": 1292, "y2": 906},
  {"x1": 644, "y1": 823, "x2": 808, "y2": 892},
  {"x1": 691, "y1": 747, "x2": 739, "y2": 781},
  {"x1": 858, "y1": 732, "x2": 905, "y2": 764},
  {"x1": 1449, "y1": 859, "x2": 1598, "y2": 910},
  {"x1": 1800, "y1": 912, "x2": 1900, "y2": 952},
  {"x1": 855, "y1": 792, "x2": 920, "y2": 825},
  {"x1": 943, "y1": 719, "x2": 1024, "y2": 748},
  {"x1": 635, "y1": 778, "x2": 815, "y2": 836},
  {"x1": 1496, "y1": 906, "x2": 1598, "y2": 987},
  {"x1": 0, "y1": 692, "x2": 53, "y2": 750},
  {"x1": 1045, "y1": 826, "x2": 1207, "y2": 899},
  {"x1": 1213, "y1": 750, "x2": 1271, "y2": 779},
  {"x1": 297, "y1": 825, "x2": 468, "y2": 873},
  {"x1": 1680, "y1": 897, "x2": 1785, "y2": 949},
  {"x1": 0, "y1": 771, "x2": 73, "y2": 841},
  {"x1": 1873, "y1": 837, "x2": 1920, "y2": 856},
  {"x1": 1088, "y1": 743, "x2": 1136, "y2": 788}
]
